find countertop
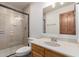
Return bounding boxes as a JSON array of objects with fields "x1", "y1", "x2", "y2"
[{"x1": 29, "y1": 37, "x2": 79, "y2": 57}]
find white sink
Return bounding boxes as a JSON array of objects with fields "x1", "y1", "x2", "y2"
[{"x1": 44, "y1": 42, "x2": 60, "y2": 47}]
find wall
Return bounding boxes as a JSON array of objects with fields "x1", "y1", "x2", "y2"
[
  {"x1": 76, "y1": 4, "x2": 79, "y2": 42},
  {"x1": 45, "y1": 4, "x2": 77, "y2": 42},
  {"x1": 25, "y1": 3, "x2": 44, "y2": 38}
]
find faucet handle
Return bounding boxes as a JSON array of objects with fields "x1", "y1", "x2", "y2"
[{"x1": 51, "y1": 37, "x2": 57, "y2": 42}]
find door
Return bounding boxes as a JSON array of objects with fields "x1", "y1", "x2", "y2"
[
  {"x1": 67, "y1": 11, "x2": 76, "y2": 34},
  {"x1": 60, "y1": 13, "x2": 68, "y2": 34},
  {"x1": 60, "y1": 11, "x2": 75, "y2": 35}
]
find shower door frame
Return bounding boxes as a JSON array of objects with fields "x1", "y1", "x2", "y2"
[{"x1": 0, "y1": 4, "x2": 30, "y2": 37}]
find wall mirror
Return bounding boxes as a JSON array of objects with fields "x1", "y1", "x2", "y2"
[{"x1": 43, "y1": 2, "x2": 76, "y2": 36}]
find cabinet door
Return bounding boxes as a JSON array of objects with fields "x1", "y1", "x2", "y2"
[
  {"x1": 67, "y1": 11, "x2": 76, "y2": 35},
  {"x1": 45, "y1": 49, "x2": 66, "y2": 57},
  {"x1": 32, "y1": 51, "x2": 43, "y2": 57},
  {"x1": 60, "y1": 13, "x2": 68, "y2": 34},
  {"x1": 60, "y1": 11, "x2": 75, "y2": 35},
  {"x1": 32, "y1": 44, "x2": 44, "y2": 57}
]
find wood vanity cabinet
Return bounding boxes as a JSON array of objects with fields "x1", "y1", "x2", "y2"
[
  {"x1": 32, "y1": 43, "x2": 66, "y2": 57},
  {"x1": 32, "y1": 43, "x2": 44, "y2": 57},
  {"x1": 45, "y1": 49, "x2": 66, "y2": 57},
  {"x1": 60, "y1": 11, "x2": 76, "y2": 35}
]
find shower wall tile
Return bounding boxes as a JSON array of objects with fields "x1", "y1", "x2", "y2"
[{"x1": 0, "y1": 6, "x2": 28, "y2": 50}]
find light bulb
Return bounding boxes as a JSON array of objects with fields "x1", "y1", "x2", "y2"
[
  {"x1": 52, "y1": 2, "x2": 56, "y2": 8},
  {"x1": 60, "y1": 2, "x2": 64, "y2": 5}
]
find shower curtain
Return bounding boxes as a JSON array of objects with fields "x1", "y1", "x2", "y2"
[{"x1": 0, "y1": 6, "x2": 28, "y2": 50}]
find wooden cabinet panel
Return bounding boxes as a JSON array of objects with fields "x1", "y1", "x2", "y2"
[
  {"x1": 60, "y1": 11, "x2": 75, "y2": 35},
  {"x1": 32, "y1": 44, "x2": 67, "y2": 57},
  {"x1": 60, "y1": 13, "x2": 68, "y2": 34},
  {"x1": 67, "y1": 11, "x2": 76, "y2": 34},
  {"x1": 45, "y1": 49, "x2": 66, "y2": 57},
  {"x1": 32, "y1": 51, "x2": 43, "y2": 57},
  {"x1": 32, "y1": 44, "x2": 44, "y2": 57}
]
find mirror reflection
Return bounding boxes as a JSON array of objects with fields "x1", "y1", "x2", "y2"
[{"x1": 43, "y1": 2, "x2": 76, "y2": 35}]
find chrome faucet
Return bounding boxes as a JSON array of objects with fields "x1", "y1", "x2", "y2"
[{"x1": 51, "y1": 37, "x2": 57, "y2": 42}]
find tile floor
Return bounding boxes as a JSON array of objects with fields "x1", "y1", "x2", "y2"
[
  {"x1": 8, "y1": 52, "x2": 31, "y2": 57},
  {"x1": 0, "y1": 44, "x2": 24, "y2": 57}
]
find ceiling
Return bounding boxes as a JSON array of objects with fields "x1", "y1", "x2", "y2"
[
  {"x1": 0, "y1": 2, "x2": 75, "y2": 13},
  {"x1": 0, "y1": 2, "x2": 31, "y2": 11}
]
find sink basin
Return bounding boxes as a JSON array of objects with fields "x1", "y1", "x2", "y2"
[{"x1": 44, "y1": 42, "x2": 60, "y2": 47}]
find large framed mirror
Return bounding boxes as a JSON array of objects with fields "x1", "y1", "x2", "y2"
[
  {"x1": 43, "y1": 2, "x2": 76, "y2": 35},
  {"x1": 43, "y1": 2, "x2": 77, "y2": 42}
]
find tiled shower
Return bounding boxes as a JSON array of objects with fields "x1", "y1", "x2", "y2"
[{"x1": 0, "y1": 5, "x2": 29, "y2": 50}]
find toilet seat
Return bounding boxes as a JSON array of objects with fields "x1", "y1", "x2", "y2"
[
  {"x1": 16, "y1": 46, "x2": 31, "y2": 53},
  {"x1": 15, "y1": 46, "x2": 31, "y2": 56}
]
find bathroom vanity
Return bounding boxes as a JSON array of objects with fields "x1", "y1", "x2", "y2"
[
  {"x1": 29, "y1": 37, "x2": 79, "y2": 57},
  {"x1": 32, "y1": 43, "x2": 66, "y2": 57}
]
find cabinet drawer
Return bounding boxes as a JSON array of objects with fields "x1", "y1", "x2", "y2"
[
  {"x1": 45, "y1": 49, "x2": 66, "y2": 57},
  {"x1": 32, "y1": 44, "x2": 44, "y2": 56}
]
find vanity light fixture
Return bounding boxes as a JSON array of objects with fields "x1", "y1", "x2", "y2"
[
  {"x1": 60, "y1": 2, "x2": 64, "y2": 5},
  {"x1": 52, "y1": 2, "x2": 56, "y2": 8}
]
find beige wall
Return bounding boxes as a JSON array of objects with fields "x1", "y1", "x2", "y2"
[
  {"x1": 76, "y1": 4, "x2": 79, "y2": 43},
  {"x1": 24, "y1": 3, "x2": 44, "y2": 38}
]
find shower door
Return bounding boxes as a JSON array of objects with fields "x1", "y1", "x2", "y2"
[{"x1": 0, "y1": 6, "x2": 28, "y2": 50}]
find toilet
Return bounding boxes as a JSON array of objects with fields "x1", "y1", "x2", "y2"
[{"x1": 15, "y1": 43, "x2": 31, "y2": 56}]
